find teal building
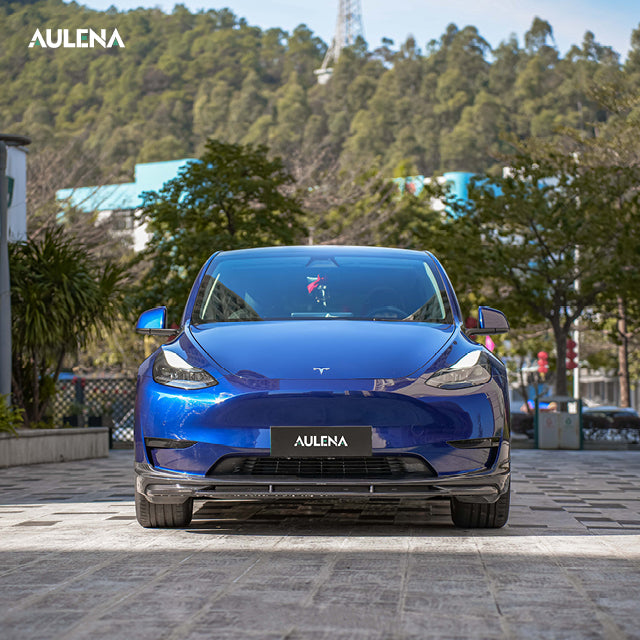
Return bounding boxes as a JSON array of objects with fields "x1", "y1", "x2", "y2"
[{"x1": 56, "y1": 158, "x2": 195, "y2": 251}]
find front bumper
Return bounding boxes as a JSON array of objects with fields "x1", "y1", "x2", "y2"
[
  {"x1": 135, "y1": 448, "x2": 510, "y2": 504},
  {"x1": 135, "y1": 362, "x2": 511, "y2": 498}
]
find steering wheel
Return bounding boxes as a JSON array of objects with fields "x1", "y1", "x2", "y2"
[{"x1": 367, "y1": 306, "x2": 407, "y2": 319}]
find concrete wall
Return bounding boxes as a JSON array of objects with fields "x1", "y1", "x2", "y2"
[{"x1": 0, "y1": 428, "x2": 109, "y2": 468}]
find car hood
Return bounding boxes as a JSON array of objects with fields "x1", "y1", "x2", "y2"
[{"x1": 189, "y1": 320, "x2": 455, "y2": 380}]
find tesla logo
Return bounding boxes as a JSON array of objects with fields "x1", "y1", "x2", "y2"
[
  {"x1": 294, "y1": 435, "x2": 348, "y2": 447},
  {"x1": 313, "y1": 367, "x2": 330, "y2": 375}
]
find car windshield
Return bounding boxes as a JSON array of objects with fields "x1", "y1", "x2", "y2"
[{"x1": 191, "y1": 253, "x2": 453, "y2": 324}]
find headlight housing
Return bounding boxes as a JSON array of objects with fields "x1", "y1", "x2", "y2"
[
  {"x1": 425, "y1": 350, "x2": 492, "y2": 390},
  {"x1": 152, "y1": 348, "x2": 218, "y2": 389}
]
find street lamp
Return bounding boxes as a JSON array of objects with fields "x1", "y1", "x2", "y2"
[{"x1": 0, "y1": 133, "x2": 31, "y2": 407}]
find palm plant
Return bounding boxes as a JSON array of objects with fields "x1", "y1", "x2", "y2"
[{"x1": 9, "y1": 226, "x2": 126, "y2": 426}]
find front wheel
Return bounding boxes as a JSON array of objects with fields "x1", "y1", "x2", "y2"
[
  {"x1": 135, "y1": 490, "x2": 193, "y2": 528},
  {"x1": 450, "y1": 483, "x2": 510, "y2": 529}
]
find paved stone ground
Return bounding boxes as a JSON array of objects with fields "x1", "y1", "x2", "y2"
[{"x1": 1, "y1": 449, "x2": 640, "y2": 640}]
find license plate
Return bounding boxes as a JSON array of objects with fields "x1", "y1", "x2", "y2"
[{"x1": 270, "y1": 426, "x2": 372, "y2": 458}]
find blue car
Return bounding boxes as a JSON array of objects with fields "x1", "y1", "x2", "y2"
[{"x1": 134, "y1": 246, "x2": 511, "y2": 528}]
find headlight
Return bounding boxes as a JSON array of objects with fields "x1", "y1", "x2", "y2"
[
  {"x1": 152, "y1": 348, "x2": 218, "y2": 389},
  {"x1": 425, "y1": 350, "x2": 491, "y2": 389}
]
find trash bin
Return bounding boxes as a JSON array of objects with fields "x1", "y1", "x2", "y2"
[{"x1": 534, "y1": 396, "x2": 583, "y2": 450}]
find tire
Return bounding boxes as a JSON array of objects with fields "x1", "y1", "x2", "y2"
[
  {"x1": 135, "y1": 490, "x2": 193, "y2": 528},
  {"x1": 450, "y1": 482, "x2": 510, "y2": 529}
]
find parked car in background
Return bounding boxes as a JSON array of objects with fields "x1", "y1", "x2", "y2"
[
  {"x1": 510, "y1": 410, "x2": 533, "y2": 437},
  {"x1": 582, "y1": 406, "x2": 640, "y2": 430},
  {"x1": 133, "y1": 246, "x2": 511, "y2": 529}
]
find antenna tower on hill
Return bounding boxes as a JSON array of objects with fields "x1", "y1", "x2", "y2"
[{"x1": 315, "y1": 0, "x2": 364, "y2": 84}]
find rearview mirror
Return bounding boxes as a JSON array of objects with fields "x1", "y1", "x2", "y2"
[
  {"x1": 467, "y1": 306, "x2": 509, "y2": 336},
  {"x1": 135, "y1": 306, "x2": 176, "y2": 336}
]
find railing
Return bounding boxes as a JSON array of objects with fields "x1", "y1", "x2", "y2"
[{"x1": 53, "y1": 377, "x2": 136, "y2": 444}]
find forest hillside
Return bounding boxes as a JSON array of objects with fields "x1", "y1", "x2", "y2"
[{"x1": 1, "y1": 0, "x2": 639, "y2": 183}]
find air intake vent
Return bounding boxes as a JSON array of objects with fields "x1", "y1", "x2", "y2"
[{"x1": 209, "y1": 456, "x2": 434, "y2": 479}]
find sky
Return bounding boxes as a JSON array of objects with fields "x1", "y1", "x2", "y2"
[{"x1": 66, "y1": 0, "x2": 639, "y2": 59}]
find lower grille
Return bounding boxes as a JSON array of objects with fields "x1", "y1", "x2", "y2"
[{"x1": 209, "y1": 456, "x2": 434, "y2": 479}]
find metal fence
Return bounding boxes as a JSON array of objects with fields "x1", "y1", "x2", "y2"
[
  {"x1": 53, "y1": 377, "x2": 136, "y2": 444},
  {"x1": 582, "y1": 426, "x2": 640, "y2": 444}
]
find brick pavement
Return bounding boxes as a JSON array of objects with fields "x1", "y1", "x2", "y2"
[{"x1": 1, "y1": 449, "x2": 639, "y2": 640}]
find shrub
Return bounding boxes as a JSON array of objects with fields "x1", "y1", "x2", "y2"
[{"x1": 0, "y1": 396, "x2": 24, "y2": 436}]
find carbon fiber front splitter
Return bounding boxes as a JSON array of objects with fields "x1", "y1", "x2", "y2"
[{"x1": 135, "y1": 456, "x2": 511, "y2": 505}]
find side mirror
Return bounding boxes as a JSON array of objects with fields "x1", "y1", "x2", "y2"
[
  {"x1": 467, "y1": 306, "x2": 509, "y2": 336},
  {"x1": 135, "y1": 307, "x2": 176, "y2": 336}
]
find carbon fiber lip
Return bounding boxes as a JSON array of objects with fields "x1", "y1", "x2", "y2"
[
  {"x1": 446, "y1": 437, "x2": 502, "y2": 449},
  {"x1": 145, "y1": 437, "x2": 197, "y2": 449}
]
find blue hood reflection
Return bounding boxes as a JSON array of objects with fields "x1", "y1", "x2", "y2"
[{"x1": 189, "y1": 320, "x2": 455, "y2": 380}]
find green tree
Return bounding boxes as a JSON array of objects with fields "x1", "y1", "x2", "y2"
[
  {"x1": 9, "y1": 227, "x2": 126, "y2": 426},
  {"x1": 228, "y1": 71, "x2": 267, "y2": 144},
  {"x1": 193, "y1": 78, "x2": 232, "y2": 145},
  {"x1": 435, "y1": 26, "x2": 491, "y2": 131},
  {"x1": 269, "y1": 72, "x2": 310, "y2": 156},
  {"x1": 137, "y1": 140, "x2": 306, "y2": 318},
  {"x1": 282, "y1": 24, "x2": 326, "y2": 84},
  {"x1": 565, "y1": 83, "x2": 640, "y2": 406},
  {"x1": 440, "y1": 91, "x2": 506, "y2": 172},
  {"x1": 442, "y1": 143, "x2": 640, "y2": 398}
]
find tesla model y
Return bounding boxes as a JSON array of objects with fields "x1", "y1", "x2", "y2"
[{"x1": 134, "y1": 246, "x2": 510, "y2": 528}]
